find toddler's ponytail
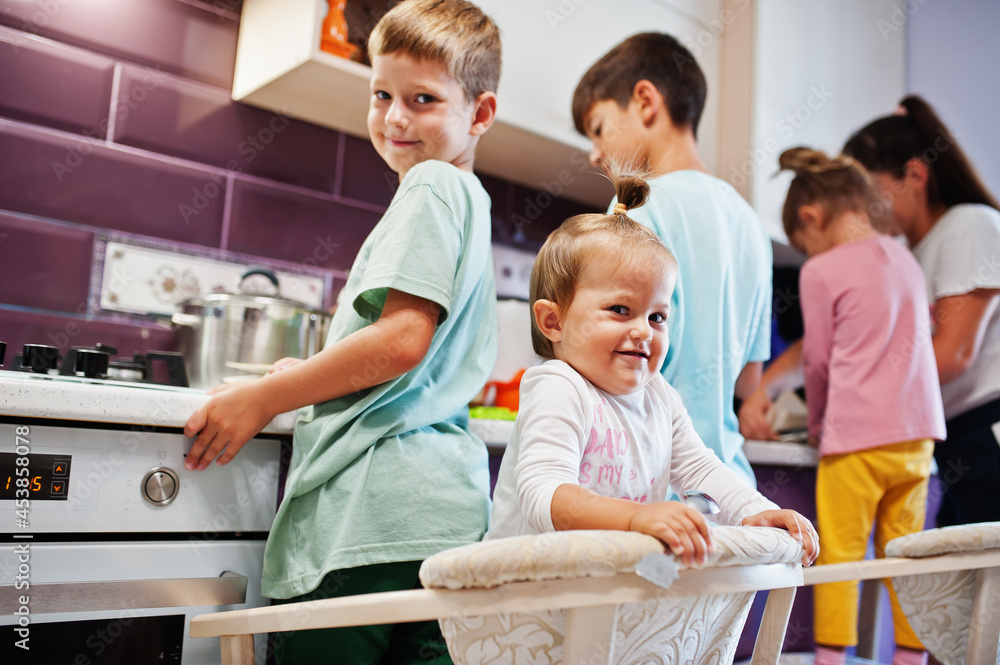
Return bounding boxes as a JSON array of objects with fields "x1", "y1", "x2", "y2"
[{"x1": 603, "y1": 156, "x2": 652, "y2": 218}]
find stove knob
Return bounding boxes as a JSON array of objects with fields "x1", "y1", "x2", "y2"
[
  {"x1": 73, "y1": 349, "x2": 110, "y2": 378},
  {"x1": 141, "y1": 467, "x2": 179, "y2": 506},
  {"x1": 21, "y1": 344, "x2": 59, "y2": 373},
  {"x1": 94, "y1": 343, "x2": 118, "y2": 356}
]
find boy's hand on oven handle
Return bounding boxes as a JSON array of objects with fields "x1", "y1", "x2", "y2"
[
  {"x1": 742, "y1": 509, "x2": 818, "y2": 566},
  {"x1": 183, "y1": 380, "x2": 276, "y2": 471},
  {"x1": 628, "y1": 502, "x2": 713, "y2": 567}
]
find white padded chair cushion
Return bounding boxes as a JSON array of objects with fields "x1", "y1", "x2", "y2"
[
  {"x1": 885, "y1": 523, "x2": 1000, "y2": 665},
  {"x1": 885, "y1": 521, "x2": 1000, "y2": 558},
  {"x1": 420, "y1": 526, "x2": 803, "y2": 590}
]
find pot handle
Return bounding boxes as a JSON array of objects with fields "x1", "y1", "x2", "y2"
[
  {"x1": 170, "y1": 312, "x2": 202, "y2": 328},
  {"x1": 239, "y1": 267, "x2": 280, "y2": 296}
]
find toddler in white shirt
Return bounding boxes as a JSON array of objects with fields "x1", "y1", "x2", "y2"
[{"x1": 487, "y1": 168, "x2": 819, "y2": 567}]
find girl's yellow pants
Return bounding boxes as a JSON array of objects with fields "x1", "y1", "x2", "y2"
[{"x1": 814, "y1": 438, "x2": 934, "y2": 649}]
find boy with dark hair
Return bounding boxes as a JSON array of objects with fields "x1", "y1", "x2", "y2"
[{"x1": 572, "y1": 32, "x2": 773, "y2": 487}]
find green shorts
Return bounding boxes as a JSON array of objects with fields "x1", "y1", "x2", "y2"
[{"x1": 271, "y1": 561, "x2": 452, "y2": 665}]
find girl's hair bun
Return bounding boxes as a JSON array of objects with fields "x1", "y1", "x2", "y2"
[
  {"x1": 779, "y1": 147, "x2": 856, "y2": 175},
  {"x1": 778, "y1": 145, "x2": 878, "y2": 240}
]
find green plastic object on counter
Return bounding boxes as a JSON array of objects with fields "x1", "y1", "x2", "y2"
[{"x1": 469, "y1": 406, "x2": 517, "y2": 421}]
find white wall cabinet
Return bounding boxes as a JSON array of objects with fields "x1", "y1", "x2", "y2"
[
  {"x1": 234, "y1": 0, "x2": 905, "y2": 225},
  {"x1": 233, "y1": 0, "x2": 724, "y2": 208}
]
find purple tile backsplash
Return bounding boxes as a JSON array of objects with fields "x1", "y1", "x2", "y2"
[
  {"x1": 0, "y1": 27, "x2": 114, "y2": 138},
  {"x1": 0, "y1": 121, "x2": 225, "y2": 246},
  {"x1": 0, "y1": 0, "x2": 239, "y2": 88},
  {"x1": 0, "y1": 1, "x2": 589, "y2": 359},
  {"x1": 227, "y1": 177, "x2": 381, "y2": 272},
  {"x1": 0, "y1": 309, "x2": 177, "y2": 369},
  {"x1": 511, "y1": 184, "x2": 594, "y2": 248},
  {"x1": 0, "y1": 212, "x2": 94, "y2": 312},
  {"x1": 114, "y1": 65, "x2": 341, "y2": 192},
  {"x1": 339, "y1": 134, "x2": 398, "y2": 207},
  {"x1": 479, "y1": 174, "x2": 513, "y2": 244}
]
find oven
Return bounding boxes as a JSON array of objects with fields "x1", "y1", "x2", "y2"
[{"x1": 0, "y1": 344, "x2": 290, "y2": 665}]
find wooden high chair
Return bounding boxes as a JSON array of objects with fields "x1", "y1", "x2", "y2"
[{"x1": 191, "y1": 526, "x2": 806, "y2": 665}]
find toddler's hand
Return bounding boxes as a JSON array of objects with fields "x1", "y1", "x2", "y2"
[
  {"x1": 742, "y1": 509, "x2": 819, "y2": 565},
  {"x1": 629, "y1": 502, "x2": 712, "y2": 566}
]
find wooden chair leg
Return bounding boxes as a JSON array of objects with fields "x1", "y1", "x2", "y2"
[
  {"x1": 563, "y1": 604, "x2": 618, "y2": 665},
  {"x1": 856, "y1": 578, "x2": 883, "y2": 661},
  {"x1": 964, "y1": 566, "x2": 1000, "y2": 665},
  {"x1": 749, "y1": 587, "x2": 797, "y2": 665},
  {"x1": 220, "y1": 634, "x2": 255, "y2": 665}
]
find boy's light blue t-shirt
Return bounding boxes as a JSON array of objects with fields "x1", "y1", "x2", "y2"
[
  {"x1": 613, "y1": 170, "x2": 772, "y2": 486},
  {"x1": 262, "y1": 160, "x2": 498, "y2": 599}
]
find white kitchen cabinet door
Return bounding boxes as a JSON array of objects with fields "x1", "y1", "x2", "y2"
[{"x1": 233, "y1": 0, "x2": 726, "y2": 207}]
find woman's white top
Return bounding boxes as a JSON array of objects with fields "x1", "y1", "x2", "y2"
[
  {"x1": 911, "y1": 204, "x2": 1000, "y2": 419},
  {"x1": 486, "y1": 360, "x2": 778, "y2": 539}
]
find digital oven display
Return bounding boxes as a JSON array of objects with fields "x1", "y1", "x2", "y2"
[{"x1": 0, "y1": 452, "x2": 71, "y2": 501}]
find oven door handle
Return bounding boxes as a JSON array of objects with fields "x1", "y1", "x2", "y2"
[{"x1": 0, "y1": 572, "x2": 248, "y2": 615}]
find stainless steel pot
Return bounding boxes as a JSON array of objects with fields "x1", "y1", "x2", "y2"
[{"x1": 172, "y1": 293, "x2": 331, "y2": 389}]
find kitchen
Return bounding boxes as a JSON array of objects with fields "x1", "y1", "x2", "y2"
[{"x1": 1, "y1": 0, "x2": 998, "y2": 664}]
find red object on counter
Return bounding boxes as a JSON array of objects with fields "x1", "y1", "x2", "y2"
[
  {"x1": 484, "y1": 368, "x2": 526, "y2": 411},
  {"x1": 320, "y1": 0, "x2": 359, "y2": 59}
]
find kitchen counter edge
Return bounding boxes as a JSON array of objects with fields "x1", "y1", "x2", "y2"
[{"x1": 0, "y1": 376, "x2": 296, "y2": 435}]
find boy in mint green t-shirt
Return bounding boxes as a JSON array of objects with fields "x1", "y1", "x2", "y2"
[{"x1": 183, "y1": 1, "x2": 502, "y2": 661}]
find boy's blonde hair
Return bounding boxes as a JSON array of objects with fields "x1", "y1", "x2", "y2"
[
  {"x1": 368, "y1": 0, "x2": 501, "y2": 102},
  {"x1": 530, "y1": 169, "x2": 678, "y2": 360}
]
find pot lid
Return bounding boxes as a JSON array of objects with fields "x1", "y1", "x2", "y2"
[{"x1": 180, "y1": 293, "x2": 331, "y2": 317}]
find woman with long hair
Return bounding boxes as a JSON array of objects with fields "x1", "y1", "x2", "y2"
[{"x1": 843, "y1": 95, "x2": 1000, "y2": 528}]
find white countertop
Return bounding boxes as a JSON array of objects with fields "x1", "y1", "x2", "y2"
[
  {"x1": 468, "y1": 418, "x2": 818, "y2": 468},
  {"x1": 1, "y1": 371, "x2": 814, "y2": 459},
  {"x1": 0, "y1": 370, "x2": 296, "y2": 434}
]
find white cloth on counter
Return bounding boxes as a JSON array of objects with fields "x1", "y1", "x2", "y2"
[{"x1": 487, "y1": 360, "x2": 779, "y2": 539}]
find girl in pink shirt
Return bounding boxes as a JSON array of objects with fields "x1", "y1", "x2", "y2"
[{"x1": 780, "y1": 148, "x2": 946, "y2": 665}]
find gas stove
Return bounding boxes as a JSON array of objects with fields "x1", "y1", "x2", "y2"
[
  {"x1": 0, "y1": 340, "x2": 292, "y2": 664},
  {"x1": 0, "y1": 342, "x2": 294, "y2": 432},
  {"x1": 5, "y1": 341, "x2": 189, "y2": 386}
]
